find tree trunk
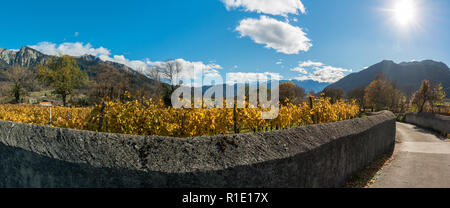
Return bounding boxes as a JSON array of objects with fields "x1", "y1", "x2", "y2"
[
  {"x1": 62, "y1": 93, "x2": 67, "y2": 107},
  {"x1": 419, "y1": 100, "x2": 426, "y2": 113},
  {"x1": 14, "y1": 83, "x2": 21, "y2": 103},
  {"x1": 14, "y1": 91, "x2": 20, "y2": 103}
]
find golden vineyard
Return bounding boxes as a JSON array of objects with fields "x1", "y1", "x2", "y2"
[{"x1": 0, "y1": 95, "x2": 360, "y2": 137}]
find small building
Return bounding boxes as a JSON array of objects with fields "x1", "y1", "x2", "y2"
[{"x1": 39, "y1": 100, "x2": 53, "y2": 107}]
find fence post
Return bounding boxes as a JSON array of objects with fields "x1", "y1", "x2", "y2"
[
  {"x1": 180, "y1": 108, "x2": 184, "y2": 136},
  {"x1": 98, "y1": 102, "x2": 106, "y2": 131},
  {"x1": 309, "y1": 97, "x2": 316, "y2": 124},
  {"x1": 104, "y1": 114, "x2": 108, "y2": 132},
  {"x1": 48, "y1": 107, "x2": 52, "y2": 125},
  {"x1": 233, "y1": 99, "x2": 238, "y2": 134}
]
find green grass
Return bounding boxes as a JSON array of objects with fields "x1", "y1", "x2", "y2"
[
  {"x1": 358, "y1": 112, "x2": 368, "y2": 118},
  {"x1": 29, "y1": 90, "x2": 53, "y2": 98}
]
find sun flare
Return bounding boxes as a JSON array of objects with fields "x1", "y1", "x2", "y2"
[{"x1": 392, "y1": 0, "x2": 417, "y2": 26}]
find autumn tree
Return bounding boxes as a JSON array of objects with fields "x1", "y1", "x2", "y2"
[
  {"x1": 364, "y1": 73, "x2": 404, "y2": 111},
  {"x1": 430, "y1": 82, "x2": 446, "y2": 111},
  {"x1": 279, "y1": 82, "x2": 306, "y2": 105},
  {"x1": 411, "y1": 80, "x2": 432, "y2": 112},
  {"x1": 38, "y1": 55, "x2": 88, "y2": 106},
  {"x1": 411, "y1": 80, "x2": 446, "y2": 112},
  {"x1": 347, "y1": 86, "x2": 366, "y2": 110},
  {"x1": 322, "y1": 87, "x2": 345, "y2": 103},
  {"x1": 390, "y1": 88, "x2": 406, "y2": 112},
  {"x1": 365, "y1": 80, "x2": 386, "y2": 111}
]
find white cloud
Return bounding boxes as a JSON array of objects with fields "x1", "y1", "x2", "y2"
[
  {"x1": 236, "y1": 16, "x2": 312, "y2": 54},
  {"x1": 99, "y1": 54, "x2": 150, "y2": 72},
  {"x1": 222, "y1": 0, "x2": 306, "y2": 17},
  {"x1": 108, "y1": 58, "x2": 223, "y2": 87},
  {"x1": 298, "y1": 60, "x2": 323, "y2": 67},
  {"x1": 292, "y1": 61, "x2": 352, "y2": 83},
  {"x1": 135, "y1": 59, "x2": 223, "y2": 87},
  {"x1": 276, "y1": 59, "x2": 284, "y2": 65},
  {"x1": 290, "y1": 66, "x2": 307, "y2": 74},
  {"x1": 29, "y1": 42, "x2": 111, "y2": 57},
  {"x1": 74, "y1": 32, "x2": 79, "y2": 37},
  {"x1": 174, "y1": 59, "x2": 222, "y2": 81}
]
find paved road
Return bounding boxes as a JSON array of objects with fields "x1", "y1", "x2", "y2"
[{"x1": 371, "y1": 122, "x2": 450, "y2": 188}]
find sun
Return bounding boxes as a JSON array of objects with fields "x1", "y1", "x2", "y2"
[{"x1": 392, "y1": 0, "x2": 417, "y2": 26}]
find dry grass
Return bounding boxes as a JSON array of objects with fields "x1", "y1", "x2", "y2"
[{"x1": 344, "y1": 154, "x2": 394, "y2": 188}]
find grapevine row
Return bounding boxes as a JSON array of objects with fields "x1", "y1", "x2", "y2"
[{"x1": 0, "y1": 95, "x2": 360, "y2": 137}]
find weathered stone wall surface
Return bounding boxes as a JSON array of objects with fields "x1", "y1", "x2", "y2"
[
  {"x1": 0, "y1": 111, "x2": 396, "y2": 188},
  {"x1": 405, "y1": 112, "x2": 450, "y2": 134}
]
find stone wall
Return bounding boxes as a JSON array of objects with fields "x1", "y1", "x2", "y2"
[
  {"x1": 405, "y1": 112, "x2": 450, "y2": 135},
  {"x1": 0, "y1": 111, "x2": 396, "y2": 188}
]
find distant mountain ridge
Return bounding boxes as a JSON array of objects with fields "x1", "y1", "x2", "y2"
[
  {"x1": 326, "y1": 60, "x2": 450, "y2": 96},
  {"x1": 280, "y1": 79, "x2": 330, "y2": 93}
]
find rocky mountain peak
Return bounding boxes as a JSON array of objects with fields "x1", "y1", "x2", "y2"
[
  {"x1": 16, "y1": 46, "x2": 49, "y2": 67},
  {"x1": 0, "y1": 46, "x2": 49, "y2": 67},
  {"x1": 0, "y1": 48, "x2": 18, "y2": 66},
  {"x1": 0, "y1": 45, "x2": 137, "y2": 74},
  {"x1": 78, "y1": 54, "x2": 100, "y2": 62}
]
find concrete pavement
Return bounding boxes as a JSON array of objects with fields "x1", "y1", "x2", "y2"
[{"x1": 371, "y1": 122, "x2": 450, "y2": 188}]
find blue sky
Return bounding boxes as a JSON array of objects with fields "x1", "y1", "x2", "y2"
[{"x1": 1, "y1": 0, "x2": 449, "y2": 85}]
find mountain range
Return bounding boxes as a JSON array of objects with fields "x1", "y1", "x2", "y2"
[
  {"x1": 0, "y1": 46, "x2": 332, "y2": 97},
  {"x1": 326, "y1": 60, "x2": 450, "y2": 96},
  {"x1": 0, "y1": 46, "x2": 161, "y2": 101},
  {"x1": 0, "y1": 46, "x2": 137, "y2": 72},
  {"x1": 1, "y1": 46, "x2": 449, "y2": 100}
]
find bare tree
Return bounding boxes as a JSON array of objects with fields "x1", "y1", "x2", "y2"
[
  {"x1": 4, "y1": 66, "x2": 34, "y2": 103},
  {"x1": 160, "y1": 59, "x2": 183, "y2": 105},
  {"x1": 175, "y1": 61, "x2": 183, "y2": 86},
  {"x1": 147, "y1": 67, "x2": 161, "y2": 83},
  {"x1": 161, "y1": 60, "x2": 182, "y2": 88},
  {"x1": 145, "y1": 66, "x2": 164, "y2": 100}
]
